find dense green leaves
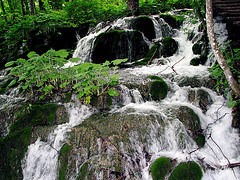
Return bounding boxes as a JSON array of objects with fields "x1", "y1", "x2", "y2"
[
  {"x1": 210, "y1": 44, "x2": 240, "y2": 107},
  {"x1": 5, "y1": 49, "x2": 124, "y2": 103}
]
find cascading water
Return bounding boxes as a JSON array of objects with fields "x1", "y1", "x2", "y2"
[{"x1": 21, "y1": 13, "x2": 240, "y2": 180}]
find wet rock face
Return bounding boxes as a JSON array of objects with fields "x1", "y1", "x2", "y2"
[
  {"x1": 130, "y1": 16, "x2": 156, "y2": 41},
  {"x1": 188, "y1": 89, "x2": 213, "y2": 114},
  {"x1": 64, "y1": 112, "x2": 165, "y2": 179},
  {"x1": 91, "y1": 30, "x2": 149, "y2": 63},
  {"x1": 177, "y1": 106, "x2": 205, "y2": 147},
  {"x1": 59, "y1": 103, "x2": 205, "y2": 179}
]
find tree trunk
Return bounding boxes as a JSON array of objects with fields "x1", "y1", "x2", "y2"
[
  {"x1": 29, "y1": 0, "x2": 35, "y2": 15},
  {"x1": 38, "y1": 0, "x2": 44, "y2": 11},
  {"x1": 0, "y1": 0, "x2": 7, "y2": 21},
  {"x1": 20, "y1": 0, "x2": 26, "y2": 15},
  {"x1": 206, "y1": 0, "x2": 240, "y2": 96},
  {"x1": 128, "y1": 0, "x2": 139, "y2": 16},
  {"x1": 0, "y1": 0, "x2": 5, "y2": 14}
]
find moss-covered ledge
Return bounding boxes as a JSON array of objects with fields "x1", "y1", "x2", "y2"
[{"x1": 0, "y1": 103, "x2": 69, "y2": 179}]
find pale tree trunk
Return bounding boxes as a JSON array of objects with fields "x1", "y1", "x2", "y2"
[{"x1": 206, "y1": 0, "x2": 240, "y2": 96}]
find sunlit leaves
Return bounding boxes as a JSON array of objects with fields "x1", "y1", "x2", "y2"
[{"x1": 5, "y1": 49, "x2": 124, "y2": 103}]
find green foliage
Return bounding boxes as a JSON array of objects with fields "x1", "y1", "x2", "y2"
[
  {"x1": 5, "y1": 49, "x2": 125, "y2": 103},
  {"x1": 65, "y1": 0, "x2": 127, "y2": 25},
  {"x1": 169, "y1": 161, "x2": 203, "y2": 180},
  {"x1": 210, "y1": 45, "x2": 240, "y2": 107},
  {"x1": 160, "y1": 13, "x2": 185, "y2": 29},
  {"x1": 151, "y1": 157, "x2": 174, "y2": 180}
]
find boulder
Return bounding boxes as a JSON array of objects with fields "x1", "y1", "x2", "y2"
[
  {"x1": 130, "y1": 16, "x2": 156, "y2": 41},
  {"x1": 151, "y1": 157, "x2": 176, "y2": 180},
  {"x1": 0, "y1": 103, "x2": 69, "y2": 179},
  {"x1": 160, "y1": 36, "x2": 178, "y2": 57},
  {"x1": 91, "y1": 30, "x2": 149, "y2": 63},
  {"x1": 188, "y1": 89, "x2": 213, "y2": 114},
  {"x1": 177, "y1": 106, "x2": 205, "y2": 147},
  {"x1": 169, "y1": 161, "x2": 203, "y2": 180}
]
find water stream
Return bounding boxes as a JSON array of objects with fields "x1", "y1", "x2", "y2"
[{"x1": 21, "y1": 14, "x2": 240, "y2": 179}]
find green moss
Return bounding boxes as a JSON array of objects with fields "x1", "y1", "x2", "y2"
[
  {"x1": 148, "y1": 75, "x2": 163, "y2": 81},
  {"x1": 0, "y1": 78, "x2": 12, "y2": 94},
  {"x1": 160, "y1": 14, "x2": 184, "y2": 29},
  {"x1": 195, "y1": 134, "x2": 205, "y2": 148},
  {"x1": 150, "y1": 78, "x2": 168, "y2": 101},
  {"x1": 151, "y1": 157, "x2": 174, "y2": 180},
  {"x1": 177, "y1": 106, "x2": 205, "y2": 147},
  {"x1": 190, "y1": 56, "x2": 207, "y2": 66},
  {"x1": 192, "y1": 42, "x2": 202, "y2": 55},
  {"x1": 58, "y1": 143, "x2": 71, "y2": 180},
  {"x1": 169, "y1": 161, "x2": 203, "y2": 180},
  {"x1": 144, "y1": 44, "x2": 160, "y2": 64},
  {"x1": 10, "y1": 103, "x2": 59, "y2": 132},
  {"x1": 77, "y1": 162, "x2": 94, "y2": 180},
  {"x1": 161, "y1": 36, "x2": 178, "y2": 57},
  {"x1": 0, "y1": 127, "x2": 32, "y2": 179},
  {"x1": 0, "y1": 103, "x2": 62, "y2": 179}
]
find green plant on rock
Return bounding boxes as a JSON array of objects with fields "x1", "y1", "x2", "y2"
[{"x1": 5, "y1": 49, "x2": 126, "y2": 103}]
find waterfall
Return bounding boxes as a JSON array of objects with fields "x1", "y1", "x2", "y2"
[
  {"x1": 21, "y1": 97, "x2": 95, "y2": 180},
  {"x1": 20, "y1": 13, "x2": 240, "y2": 180}
]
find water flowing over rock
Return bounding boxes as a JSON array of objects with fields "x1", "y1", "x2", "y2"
[
  {"x1": 91, "y1": 30, "x2": 149, "y2": 63},
  {"x1": 1, "y1": 12, "x2": 239, "y2": 180},
  {"x1": 72, "y1": 15, "x2": 175, "y2": 63}
]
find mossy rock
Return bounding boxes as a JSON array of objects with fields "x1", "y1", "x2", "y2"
[
  {"x1": 149, "y1": 78, "x2": 168, "y2": 101},
  {"x1": 169, "y1": 161, "x2": 203, "y2": 180},
  {"x1": 134, "y1": 44, "x2": 160, "y2": 66},
  {"x1": 58, "y1": 143, "x2": 72, "y2": 180},
  {"x1": 92, "y1": 30, "x2": 149, "y2": 63},
  {"x1": 160, "y1": 14, "x2": 184, "y2": 29},
  {"x1": 0, "y1": 78, "x2": 13, "y2": 95},
  {"x1": 160, "y1": 36, "x2": 178, "y2": 57},
  {"x1": 130, "y1": 16, "x2": 156, "y2": 41},
  {"x1": 192, "y1": 42, "x2": 203, "y2": 55},
  {"x1": 192, "y1": 34, "x2": 208, "y2": 63},
  {"x1": 10, "y1": 104, "x2": 60, "y2": 132},
  {"x1": 0, "y1": 103, "x2": 69, "y2": 179},
  {"x1": 0, "y1": 126, "x2": 32, "y2": 179},
  {"x1": 177, "y1": 106, "x2": 205, "y2": 147},
  {"x1": 77, "y1": 162, "x2": 95, "y2": 180},
  {"x1": 90, "y1": 93, "x2": 113, "y2": 111},
  {"x1": 190, "y1": 55, "x2": 207, "y2": 66},
  {"x1": 151, "y1": 157, "x2": 175, "y2": 180}
]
